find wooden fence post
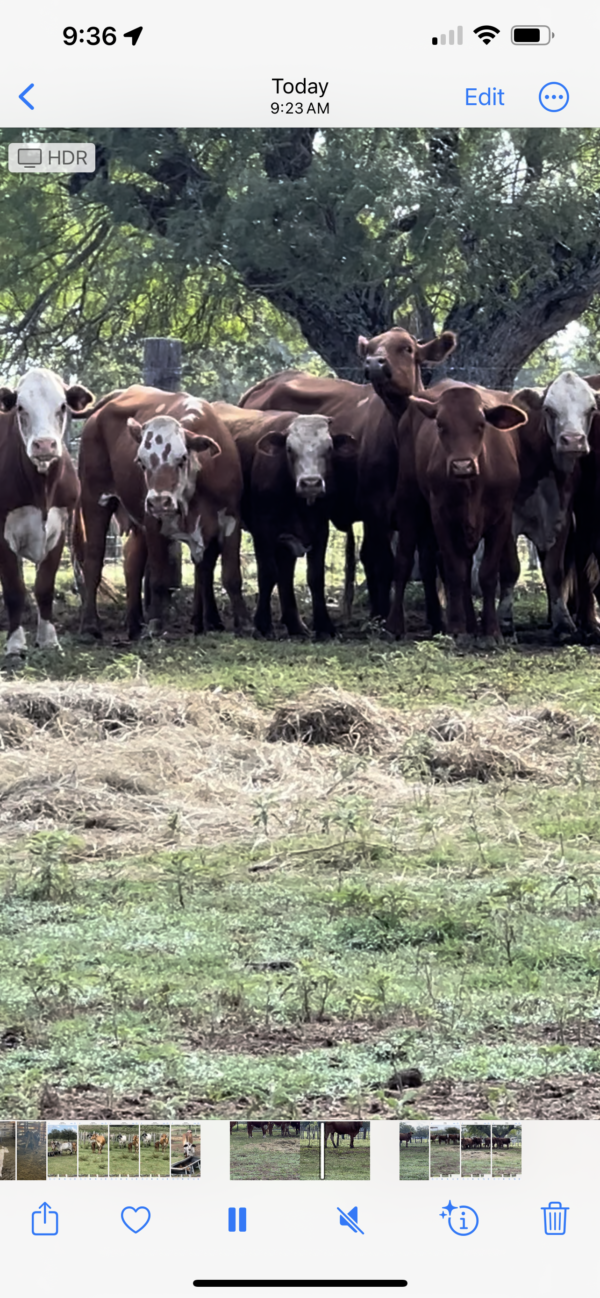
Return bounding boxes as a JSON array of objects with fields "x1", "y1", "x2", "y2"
[{"x1": 142, "y1": 337, "x2": 183, "y2": 591}]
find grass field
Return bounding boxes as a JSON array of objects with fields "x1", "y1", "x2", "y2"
[
  {"x1": 109, "y1": 1125, "x2": 140, "y2": 1177},
  {"x1": 230, "y1": 1129, "x2": 299, "y2": 1180},
  {"x1": 300, "y1": 1124, "x2": 321, "y2": 1179},
  {"x1": 324, "y1": 1134, "x2": 370, "y2": 1180},
  {"x1": 3, "y1": 547, "x2": 600, "y2": 1120},
  {"x1": 430, "y1": 1136, "x2": 460, "y2": 1178},
  {"x1": 492, "y1": 1144, "x2": 522, "y2": 1177},
  {"x1": 460, "y1": 1149, "x2": 491, "y2": 1177},
  {"x1": 78, "y1": 1125, "x2": 108, "y2": 1176},
  {"x1": 140, "y1": 1125, "x2": 170, "y2": 1176},
  {"x1": 399, "y1": 1127, "x2": 429, "y2": 1181}
]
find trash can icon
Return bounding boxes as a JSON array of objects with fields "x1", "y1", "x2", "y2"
[{"x1": 542, "y1": 1201, "x2": 569, "y2": 1235}]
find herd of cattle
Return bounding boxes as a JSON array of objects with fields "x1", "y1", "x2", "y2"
[
  {"x1": 231, "y1": 1121, "x2": 366, "y2": 1147},
  {"x1": 3, "y1": 329, "x2": 600, "y2": 653}
]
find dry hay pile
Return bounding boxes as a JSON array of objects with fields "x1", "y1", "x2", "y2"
[
  {"x1": 0, "y1": 682, "x2": 596, "y2": 855},
  {"x1": 0, "y1": 682, "x2": 399, "y2": 855},
  {"x1": 265, "y1": 688, "x2": 398, "y2": 754}
]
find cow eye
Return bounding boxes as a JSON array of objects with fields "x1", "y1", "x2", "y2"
[{"x1": 60, "y1": 402, "x2": 67, "y2": 413}]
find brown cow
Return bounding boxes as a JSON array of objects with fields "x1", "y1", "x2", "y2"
[
  {"x1": 324, "y1": 1121, "x2": 363, "y2": 1149},
  {"x1": 0, "y1": 368, "x2": 92, "y2": 655},
  {"x1": 498, "y1": 371, "x2": 600, "y2": 641},
  {"x1": 461, "y1": 1137, "x2": 474, "y2": 1149},
  {"x1": 214, "y1": 403, "x2": 356, "y2": 638},
  {"x1": 78, "y1": 387, "x2": 249, "y2": 639},
  {"x1": 246, "y1": 1123, "x2": 268, "y2": 1138},
  {"x1": 493, "y1": 1136, "x2": 511, "y2": 1148},
  {"x1": 240, "y1": 329, "x2": 456, "y2": 620},
  {"x1": 387, "y1": 384, "x2": 526, "y2": 641},
  {"x1": 399, "y1": 1132, "x2": 412, "y2": 1145}
]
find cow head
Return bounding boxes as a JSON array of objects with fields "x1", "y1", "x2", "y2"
[
  {"x1": 0, "y1": 368, "x2": 93, "y2": 473},
  {"x1": 410, "y1": 386, "x2": 526, "y2": 478},
  {"x1": 257, "y1": 415, "x2": 355, "y2": 503},
  {"x1": 513, "y1": 371, "x2": 600, "y2": 469},
  {"x1": 357, "y1": 328, "x2": 456, "y2": 408},
  {"x1": 128, "y1": 414, "x2": 221, "y2": 523}
]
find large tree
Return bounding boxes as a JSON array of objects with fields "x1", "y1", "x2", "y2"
[{"x1": 3, "y1": 127, "x2": 600, "y2": 389}]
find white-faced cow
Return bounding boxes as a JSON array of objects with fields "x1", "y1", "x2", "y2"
[
  {"x1": 0, "y1": 368, "x2": 92, "y2": 655},
  {"x1": 214, "y1": 404, "x2": 356, "y2": 639},
  {"x1": 498, "y1": 371, "x2": 600, "y2": 640}
]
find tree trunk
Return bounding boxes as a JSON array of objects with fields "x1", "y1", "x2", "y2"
[{"x1": 443, "y1": 251, "x2": 600, "y2": 390}]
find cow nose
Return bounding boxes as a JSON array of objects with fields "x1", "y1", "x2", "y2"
[
  {"x1": 364, "y1": 355, "x2": 390, "y2": 380},
  {"x1": 297, "y1": 475, "x2": 325, "y2": 495},
  {"x1": 31, "y1": 438, "x2": 58, "y2": 458},
  {"x1": 450, "y1": 458, "x2": 479, "y2": 477},
  {"x1": 558, "y1": 432, "x2": 589, "y2": 454},
  {"x1": 147, "y1": 491, "x2": 178, "y2": 515}
]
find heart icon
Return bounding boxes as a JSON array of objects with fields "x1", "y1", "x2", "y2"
[{"x1": 121, "y1": 1206, "x2": 151, "y2": 1233}]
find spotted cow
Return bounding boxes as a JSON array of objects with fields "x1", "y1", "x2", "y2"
[{"x1": 78, "y1": 387, "x2": 249, "y2": 639}]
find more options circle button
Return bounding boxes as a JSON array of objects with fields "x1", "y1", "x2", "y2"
[{"x1": 539, "y1": 82, "x2": 569, "y2": 112}]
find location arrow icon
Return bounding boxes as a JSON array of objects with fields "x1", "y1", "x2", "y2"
[{"x1": 123, "y1": 27, "x2": 143, "y2": 46}]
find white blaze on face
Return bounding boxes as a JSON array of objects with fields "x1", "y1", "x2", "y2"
[
  {"x1": 14, "y1": 369, "x2": 70, "y2": 471},
  {"x1": 285, "y1": 415, "x2": 333, "y2": 501},
  {"x1": 544, "y1": 371, "x2": 597, "y2": 459},
  {"x1": 135, "y1": 416, "x2": 192, "y2": 516}
]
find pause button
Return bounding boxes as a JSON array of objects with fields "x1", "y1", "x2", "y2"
[{"x1": 228, "y1": 1208, "x2": 247, "y2": 1232}]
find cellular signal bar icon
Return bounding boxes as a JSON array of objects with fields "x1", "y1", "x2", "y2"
[{"x1": 432, "y1": 26, "x2": 463, "y2": 45}]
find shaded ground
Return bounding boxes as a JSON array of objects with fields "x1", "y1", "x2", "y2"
[{"x1": 492, "y1": 1145, "x2": 522, "y2": 1177}]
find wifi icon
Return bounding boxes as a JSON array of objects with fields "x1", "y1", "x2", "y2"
[{"x1": 474, "y1": 24, "x2": 500, "y2": 43}]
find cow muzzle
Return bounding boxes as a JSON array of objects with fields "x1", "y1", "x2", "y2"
[
  {"x1": 29, "y1": 437, "x2": 59, "y2": 469},
  {"x1": 297, "y1": 475, "x2": 325, "y2": 502},
  {"x1": 450, "y1": 458, "x2": 479, "y2": 478},
  {"x1": 146, "y1": 491, "x2": 180, "y2": 518},
  {"x1": 558, "y1": 431, "x2": 589, "y2": 455},
  {"x1": 364, "y1": 355, "x2": 391, "y2": 381}
]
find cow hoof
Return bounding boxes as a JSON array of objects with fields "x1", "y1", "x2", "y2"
[
  {"x1": 287, "y1": 623, "x2": 311, "y2": 639},
  {"x1": 479, "y1": 633, "x2": 503, "y2": 650},
  {"x1": 552, "y1": 625, "x2": 577, "y2": 645},
  {"x1": 252, "y1": 627, "x2": 275, "y2": 641},
  {"x1": 454, "y1": 633, "x2": 475, "y2": 650}
]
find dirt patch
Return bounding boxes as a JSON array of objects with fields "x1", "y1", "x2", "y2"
[{"x1": 36, "y1": 1072, "x2": 600, "y2": 1121}]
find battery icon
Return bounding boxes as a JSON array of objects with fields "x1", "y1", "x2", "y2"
[{"x1": 511, "y1": 25, "x2": 554, "y2": 43}]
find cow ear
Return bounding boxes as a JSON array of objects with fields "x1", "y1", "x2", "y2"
[
  {"x1": 0, "y1": 387, "x2": 17, "y2": 412},
  {"x1": 511, "y1": 387, "x2": 544, "y2": 412},
  {"x1": 409, "y1": 395, "x2": 438, "y2": 419},
  {"x1": 65, "y1": 383, "x2": 94, "y2": 413},
  {"x1": 127, "y1": 417, "x2": 143, "y2": 444},
  {"x1": 415, "y1": 332, "x2": 456, "y2": 365},
  {"x1": 485, "y1": 403, "x2": 528, "y2": 430},
  {"x1": 185, "y1": 430, "x2": 221, "y2": 457},
  {"x1": 356, "y1": 336, "x2": 370, "y2": 359},
  {"x1": 257, "y1": 430, "x2": 289, "y2": 455},
  {"x1": 332, "y1": 431, "x2": 357, "y2": 456}
]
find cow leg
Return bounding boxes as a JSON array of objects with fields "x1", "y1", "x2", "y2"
[
  {"x1": 33, "y1": 536, "x2": 65, "y2": 650},
  {"x1": 276, "y1": 545, "x2": 310, "y2": 638},
  {"x1": 122, "y1": 529, "x2": 146, "y2": 639},
  {"x1": 386, "y1": 508, "x2": 419, "y2": 639},
  {"x1": 220, "y1": 522, "x2": 251, "y2": 632},
  {"x1": 418, "y1": 528, "x2": 444, "y2": 635},
  {"x1": 80, "y1": 498, "x2": 115, "y2": 638},
  {"x1": 479, "y1": 517, "x2": 513, "y2": 642},
  {"x1": 542, "y1": 528, "x2": 578, "y2": 642},
  {"x1": 361, "y1": 519, "x2": 393, "y2": 620},
  {"x1": 253, "y1": 535, "x2": 278, "y2": 639},
  {"x1": 306, "y1": 523, "x2": 336, "y2": 640},
  {"x1": 434, "y1": 518, "x2": 469, "y2": 639},
  {"x1": 0, "y1": 543, "x2": 28, "y2": 656},
  {"x1": 144, "y1": 530, "x2": 174, "y2": 635},
  {"x1": 195, "y1": 539, "x2": 225, "y2": 633},
  {"x1": 497, "y1": 533, "x2": 520, "y2": 639}
]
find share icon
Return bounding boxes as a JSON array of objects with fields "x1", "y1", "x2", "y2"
[{"x1": 337, "y1": 1206, "x2": 364, "y2": 1234}]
